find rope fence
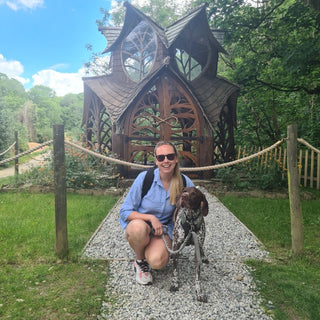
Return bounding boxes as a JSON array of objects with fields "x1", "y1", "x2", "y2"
[
  {"x1": 0, "y1": 140, "x2": 53, "y2": 166},
  {"x1": 66, "y1": 139, "x2": 287, "y2": 172},
  {"x1": 1, "y1": 124, "x2": 309, "y2": 256},
  {"x1": 1, "y1": 136, "x2": 319, "y2": 174},
  {"x1": 0, "y1": 138, "x2": 287, "y2": 172},
  {"x1": 0, "y1": 142, "x2": 16, "y2": 157},
  {"x1": 298, "y1": 138, "x2": 320, "y2": 154},
  {"x1": 3, "y1": 133, "x2": 319, "y2": 192}
]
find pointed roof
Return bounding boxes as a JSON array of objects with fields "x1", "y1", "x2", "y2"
[
  {"x1": 98, "y1": 26, "x2": 121, "y2": 52},
  {"x1": 165, "y1": 4, "x2": 226, "y2": 54},
  {"x1": 165, "y1": 4, "x2": 205, "y2": 47},
  {"x1": 100, "y1": 1, "x2": 166, "y2": 54},
  {"x1": 83, "y1": 63, "x2": 239, "y2": 130},
  {"x1": 99, "y1": 2, "x2": 225, "y2": 54}
]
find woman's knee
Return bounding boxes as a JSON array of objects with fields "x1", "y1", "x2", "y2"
[
  {"x1": 145, "y1": 238, "x2": 170, "y2": 269},
  {"x1": 125, "y1": 219, "x2": 150, "y2": 242},
  {"x1": 148, "y1": 253, "x2": 169, "y2": 269}
]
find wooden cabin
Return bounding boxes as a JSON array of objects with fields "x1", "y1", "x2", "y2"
[{"x1": 82, "y1": 2, "x2": 240, "y2": 178}]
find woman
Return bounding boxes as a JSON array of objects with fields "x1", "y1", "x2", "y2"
[{"x1": 119, "y1": 141, "x2": 194, "y2": 285}]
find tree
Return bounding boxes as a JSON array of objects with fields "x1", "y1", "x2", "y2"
[
  {"x1": 106, "y1": 0, "x2": 192, "y2": 27},
  {"x1": 0, "y1": 73, "x2": 29, "y2": 154},
  {"x1": 28, "y1": 86, "x2": 62, "y2": 141},
  {"x1": 0, "y1": 108, "x2": 11, "y2": 160},
  {"x1": 59, "y1": 93, "x2": 84, "y2": 135},
  {"x1": 0, "y1": 73, "x2": 27, "y2": 112},
  {"x1": 197, "y1": 0, "x2": 320, "y2": 147}
]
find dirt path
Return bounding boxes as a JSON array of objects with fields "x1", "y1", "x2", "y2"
[{"x1": 0, "y1": 143, "x2": 50, "y2": 178}]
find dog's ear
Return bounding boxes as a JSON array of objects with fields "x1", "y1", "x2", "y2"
[{"x1": 201, "y1": 193, "x2": 209, "y2": 216}]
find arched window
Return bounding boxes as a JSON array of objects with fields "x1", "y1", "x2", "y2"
[
  {"x1": 175, "y1": 35, "x2": 210, "y2": 81},
  {"x1": 121, "y1": 21, "x2": 157, "y2": 82}
]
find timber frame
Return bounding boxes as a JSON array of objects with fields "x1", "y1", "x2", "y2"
[{"x1": 82, "y1": 2, "x2": 240, "y2": 178}]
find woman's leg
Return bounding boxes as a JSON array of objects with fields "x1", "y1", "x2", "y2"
[
  {"x1": 145, "y1": 234, "x2": 172, "y2": 269},
  {"x1": 126, "y1": 219, "x2": 171, "y2": 269},
  {"x1": 125, "y1": 219, "x2": 151, "y2": 260}
]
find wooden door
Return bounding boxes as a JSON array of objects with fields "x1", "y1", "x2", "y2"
[{"x1": 123, "y1": 74, "x2": 205, "y2": 169}]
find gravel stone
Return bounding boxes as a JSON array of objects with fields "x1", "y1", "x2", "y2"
[{"x1": 82, "y1": 187, "x2": 272, "y2": 320}]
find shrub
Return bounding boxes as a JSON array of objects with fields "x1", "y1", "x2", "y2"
[
  {"x1": 6, "y1": 145, "x2": 121, "y2": 189},
  {"x1": 215, "y1": 155, "x2": 286, "y2": 191}
]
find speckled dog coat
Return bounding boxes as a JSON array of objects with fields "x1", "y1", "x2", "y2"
[{"x1": 170, "y1": 187, "x2": 209, "y2": 302}]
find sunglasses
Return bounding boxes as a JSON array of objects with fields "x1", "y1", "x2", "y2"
[{"x1": 155, "y1": 153, "x2": 176, "y2": 162}]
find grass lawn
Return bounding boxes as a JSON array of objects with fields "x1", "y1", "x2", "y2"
[
  {"x1": 219, "y1": 192, "x2": 320, "y2": 320},
  {"x1": 0, "y1": 191, "x2": 119, "y2": 320}
]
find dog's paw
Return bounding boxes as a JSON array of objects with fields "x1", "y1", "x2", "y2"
[
  {"x1": 195, "y1": 280, "x2": 207, "y2": 302},
  {"x1": 197, "y1": 294, "x2": 208, "y2": 303}
]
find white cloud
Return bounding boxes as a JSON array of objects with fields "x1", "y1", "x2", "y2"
[
  {"x1": 0, "y1": 54, "x2": 29, "y2": 85},
  {"x1": 0, "y1": 53, "x2": 89, "y2": 96},
  {"x1": 3, "y1": 0, "x2": 44, "y2": 11},
  {"x1": 32, "y1": 68, "x2": 85, "y2": 96},
  {"x1": 47, "y1": 63, "x2": 70, "y2": 71}
]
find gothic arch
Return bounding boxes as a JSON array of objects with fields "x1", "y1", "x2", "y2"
[{"x1": 123, "y1": 74, "x2": 205, "y2": 169}]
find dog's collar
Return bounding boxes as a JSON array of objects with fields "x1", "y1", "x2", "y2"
[{"x1": 180, "y1": 207, "x2": 203, "y2": 232}]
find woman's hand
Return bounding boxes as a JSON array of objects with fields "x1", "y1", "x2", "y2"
[{"x1": 149, "y1": 216, "x2": 164, "y2": 236}]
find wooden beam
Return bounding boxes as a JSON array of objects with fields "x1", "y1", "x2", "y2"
[
  {"x1": 53, "y1": 125, "x2": 68, "y2": 257},
  {"x1": 287, "y1": 124, "x2": 303, "y2": 255},
  {"x1": 14, "y1": 131, "x2": 19, "y2": 178}
]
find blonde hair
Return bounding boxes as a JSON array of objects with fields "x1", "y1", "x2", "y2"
[{"x1": 154, "y1": 141, "x2": 183, "y2": 205}]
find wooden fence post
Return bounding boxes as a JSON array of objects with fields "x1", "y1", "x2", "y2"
[
  {"x1": 14, "y1": 131, "x2": 19, "y2": 178},
  {"x1": 287, "y1": 124, "x2": 303, "y2": 254},
  {"x1": 53, "y1": 125, "x2": 68, "y2": 257}
]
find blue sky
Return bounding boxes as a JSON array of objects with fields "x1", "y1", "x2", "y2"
[{"x1": 0, "y1": 0, "x2": 111, "y2": 96}]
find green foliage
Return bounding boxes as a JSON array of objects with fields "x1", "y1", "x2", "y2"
[
  {"x1": 138, "y1": 0, "x2": 187, "y2": 28},
  {"x1": 195, "y1": 0, "x2": 320, "y2": 148},
  {"x1": 216, "y1": 154, "x2": 286, "y2": 191},
  {"x1": 0, "y1": 74, "x2": 84, "y2": 148},
  {"x1": 60, "y1": 93, "x2": 84, "y2": 134},
  {"x1": 0, "y1": 73, "x2": 27, "y2": 111},
  {"x1": 0, "y1": 109, "x2": 12, "y2": 160},
  {"x1": 64, "y1": 145, "x2": 120, "y2": 189},
  {"x1": 0, "y1": 74, "x2": 30, "y2": 159},
  {"x1": 28, "y1": 86, "x2": 62, "y2": 140},
  {"x1": 104, "y1": 0, "x2": 189, "y2": 28},
  {"x1": 7, "y1": 145, "x2": 121, "y2": 190}
]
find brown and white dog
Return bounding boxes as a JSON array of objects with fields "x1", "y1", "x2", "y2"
[{"x1": 170, "y1": 187, "x2": 209, "y2": 302}]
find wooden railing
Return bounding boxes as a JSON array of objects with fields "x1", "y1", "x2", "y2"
[{"x1": 236, "y1": 140, "x2": 320, "y2": 190}]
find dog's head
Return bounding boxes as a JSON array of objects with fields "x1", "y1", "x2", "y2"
[{"x1": 175, "y1": 187, "x2": 209, "y2": 217}]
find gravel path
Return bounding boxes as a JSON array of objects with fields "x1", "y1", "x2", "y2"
[{"x1": 82, "y1": 187, "x2": 272, "y2": 320}]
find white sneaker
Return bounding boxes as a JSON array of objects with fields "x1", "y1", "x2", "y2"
[{"x1": 133, "y1": 260, "x2": 153, "y2": 285}]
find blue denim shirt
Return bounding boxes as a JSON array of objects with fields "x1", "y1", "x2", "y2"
[{"x1": 119, "y1": 168, "x2": 194, "y2": 238}]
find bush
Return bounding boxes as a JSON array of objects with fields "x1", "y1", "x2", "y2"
[
  {"x1": 216, "y1": 156, "x2": 286, "y2": 191},
  {"x1": 5, "y1": 145, "x2": 121, "y2": 189}
]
